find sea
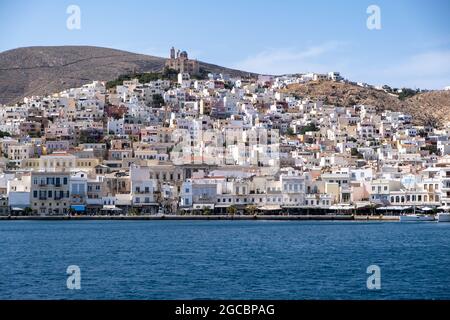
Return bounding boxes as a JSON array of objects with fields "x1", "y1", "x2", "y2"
[{"x1": 0, "y1": 220, "x2": 449, "y2": 299}]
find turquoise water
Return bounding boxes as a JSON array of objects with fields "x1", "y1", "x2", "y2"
[{"x1": 0, "y1": 220, "x2": 449, "y2": 299}]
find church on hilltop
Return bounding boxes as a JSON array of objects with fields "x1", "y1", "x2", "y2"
[{"x1": 165, "y1": 47, "x2": 200, "y2": 76}]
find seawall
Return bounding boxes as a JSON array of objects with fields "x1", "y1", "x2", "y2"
[{"x1": 0, "y1": 215, "x2": 400, "y2": 221}]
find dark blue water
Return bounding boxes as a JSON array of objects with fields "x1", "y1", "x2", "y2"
[{"x1": 0, "y1": 220, "x2": 449, "y2": 299}]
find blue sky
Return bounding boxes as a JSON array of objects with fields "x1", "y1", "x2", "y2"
[{"x1": 0, "y1": 0, "x2": 449, "y2": 89}]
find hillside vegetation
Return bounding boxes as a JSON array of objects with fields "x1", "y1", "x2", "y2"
[{"x1": 283, "y1": 81, "x2": 450, "y2": 127}]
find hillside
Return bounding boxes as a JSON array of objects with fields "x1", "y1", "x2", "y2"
[
  {"x1": 283, "y1": 81, "x2": 450, "y2": 127},
  {"x1": 0, "y1": 46, "x2": 254, "y2": 105},
  {"x1": 1, "y1": 47, "x2": 448, "y2": 126}
]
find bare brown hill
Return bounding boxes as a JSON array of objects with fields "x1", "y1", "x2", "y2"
[
  {"x1": 0, "y1": 46, "x2": 254, "y2": 105},
  {"x1": 283, "y1": 81, "x2": 450, "y2": 127}
]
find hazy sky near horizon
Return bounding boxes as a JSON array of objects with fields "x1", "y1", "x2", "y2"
[{"x1": 0, "y1": 0, "x2": 449, "y2": 89}]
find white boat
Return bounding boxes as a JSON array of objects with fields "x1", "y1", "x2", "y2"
[
  {"x1": 399, "y1": 214, "x2": 435, "y2": 222},
  {"x1": 437, "y1": 213, "x2": 450, "y2": 222}
]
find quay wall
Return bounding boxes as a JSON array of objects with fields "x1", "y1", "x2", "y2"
[{"x1": 0, "y1": 215, "x2": 400, "y2": 221}]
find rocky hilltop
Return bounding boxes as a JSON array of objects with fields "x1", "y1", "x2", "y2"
[
  {"x1": 0, "y1": 46, "x2": 253, "y2": 104},
  {"x1": 283, "y1": 81, "x2": 450, "y2": 127}
]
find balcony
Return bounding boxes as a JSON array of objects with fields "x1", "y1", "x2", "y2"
[
  {"x1": 195, "y1": 197, "x2": 215, "y2": 203},
  {"x1": 134, "y1": 191, "x2": 153, "y2": 195}
]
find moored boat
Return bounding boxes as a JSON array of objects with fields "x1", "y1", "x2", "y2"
[
  {"x1": 437, "y1": 213, "x2": 450, "y2": 222},
  {"x1": 399, "y1": 214, "x2": 435, "y2": 222}
]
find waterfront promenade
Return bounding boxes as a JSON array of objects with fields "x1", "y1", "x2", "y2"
[{"x1": 0, "y1": 214, "x2": 400, "y2": 221}]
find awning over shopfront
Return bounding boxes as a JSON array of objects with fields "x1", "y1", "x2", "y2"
[
  {"x1": 354, "y1": 201, "x2": 375, "y2": 208},
  {"x1": 258, "y1": 205, "x2": 282, "y2": 211},
  {"x1": 193, "y1": 203, "x2": 215, "y2": 210},
  {"x1": 376, "y1": 206, "x2": 412, "y2": 211},
  {"x1": 101, "y1": 205, "x2": 122, "y2": 212},
  {"x1": 329, "y1": 204, "x2": 355, "y2": 210},
  {"x1": 71, "y1": 205, "x2": 86, "y2": 212}
]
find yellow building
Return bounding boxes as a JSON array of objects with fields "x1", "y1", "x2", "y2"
[{"x1": 21, "y1": 152, "x2": 99, "y2": 173}]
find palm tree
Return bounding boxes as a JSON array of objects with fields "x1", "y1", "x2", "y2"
[
  {"x1": 244, "y1": 205, "x2": 257, "y2": 216},
  {"x1": 128, "y1": 207, "x2": 139, "y2": 216},
  {"x1": 23, "y1": 207, "x2": 33, "y2": 216},
  {"x1": 226, "y1": 205, "x2": 237, "y2": 216},
  {"x1": 369, "y1": 203, "x2": 377, "y2": 216},
  {"x1": 68, "y1": 207, "x2": 76, "y2": 216}
]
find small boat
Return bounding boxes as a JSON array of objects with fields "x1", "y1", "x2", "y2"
[
  {"x1": 399, "y1": 214, "x2": 435, "y2": 222},
  {"x1": 437, "y1": 213, "x2": 450, "y2": 223}
]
